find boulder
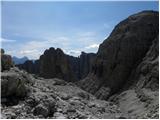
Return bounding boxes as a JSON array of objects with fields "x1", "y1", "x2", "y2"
[
  {"x1": 33, "y1": 104, "x2": 49, "y2": 118},
  {"x1": 33, "y1": 97, "x2": 56, "y2": 117},
  {"x1": 76, "y1": 91, "x2": 90, "y2": 100},
  {"x1": 1, "y1": 68, "x2": 32, "y2": 105},
  {"x1": 53, "y1": 78, "x2": 67, "y2": 85},
  {"x1": 53, "y1": 112, "x2": 67, "y2": 119}
]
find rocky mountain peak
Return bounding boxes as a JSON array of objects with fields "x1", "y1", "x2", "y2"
[
  {"x1": 39, "y1": 47, "x2": 76, "y2": 81},
  {"x1": 79, "y1": 10, "x2": 159, "y2": 98}
]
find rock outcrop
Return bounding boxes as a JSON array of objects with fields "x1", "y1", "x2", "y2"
[
  {"x1": 17, "y1": 60, "x2": 40, "y2": 74},
  {"x1": 67, "y1": 52, "x2": 96, "y2": 79},
  {"x1": 1, "y1": 49, "x2": 14, "y2": 71},
  {"x1": 79, "y1": 11, "x2": 159, "y2": 99},
  {"x1": 39, "y1": 47, "x2": 76, "y2": 81},
  {"x1": 66, "y1": 55, "x2": 80, "y2": 79},
  {"x1": 124, "y1": 35, "x2": 159, "y2": 90},
  {"x1": 1, "y1": 67, "x2": 33, "y2": 105},
  {"x1": 79, "y1": 52, "x2": 96, "y2": 79}
]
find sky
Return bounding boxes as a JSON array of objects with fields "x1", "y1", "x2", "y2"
[{"x1": 1, "y1": 1, "x2": 159, "y2": 59}]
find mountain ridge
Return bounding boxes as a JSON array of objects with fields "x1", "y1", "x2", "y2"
[{"x1": 12, "y1": 56, "x2": 29, "y2": 65}]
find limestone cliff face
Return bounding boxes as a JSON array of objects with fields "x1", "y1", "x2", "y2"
[
  {"x1": 126, "y1": 35, "x2": 159, "y2": 91},
  {"x1": 39, "y1": 49, "x2": 95, "y2": 81},
  {"x1": 17, "y1": 50, "x2": 95, "y2": 81},
  {"x1": 39, "y1": 47, "x2": 76, "y2": 82},
  {"x1": 79, "y1": 52, "x2": 96, "y2": 79},
  {"x1": 79, "y1": 11, "x2": 159, "y2": 99},
  {"x1": 67, "y1": 52, "x2": 96, "y2": 79},
  {"x1": 17, "y1": 60, "x2": 40, "y2": 74}
]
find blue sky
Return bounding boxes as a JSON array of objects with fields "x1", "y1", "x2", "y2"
[{"x1": 1, "y1": 1, "x2": 159, "y2": 59}]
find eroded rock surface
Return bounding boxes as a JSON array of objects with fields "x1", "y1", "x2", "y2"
[
  {"x1": 79, "y1": 11, "x2": 159, "y2": 98},
  {"x1": 39, "y1": 48, "x2": 77, "y2": 81},
  {"x1": 109, "y1": 89, "x2": 159, "y2": 119},
  {"x1": 17, "y1": 51, "x2": 95, "y2": 80}
]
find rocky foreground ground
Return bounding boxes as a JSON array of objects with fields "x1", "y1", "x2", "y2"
[
  {"x1": 1, "y1": 67, "x2": 159, "y2": 119},
  {"x1": 1, "y1": 68, "x2": 122, "y2": 119}
]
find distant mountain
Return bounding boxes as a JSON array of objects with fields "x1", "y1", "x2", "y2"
[{"x1": 12, "y1": 56, "x2": 28, "y2": 65}]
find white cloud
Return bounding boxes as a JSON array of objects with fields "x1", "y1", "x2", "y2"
[
  {"x1": 66, "y1": 50, "x2": 81, "y2": 56},
  {"x1": 85, "y1": 43, "x2": 99, "y2": 49},
  {"x1": 17, "y1": 34, "x2": 100, "y2": 59},
  {"x1": 3, "y1": 31, "x2": 102, "y2": 59},
  {"x1": 14, "y1": 36, "x2": 71, "y2": 59},
  {"x1": 19, "y1": 49, "x2": 41, "y2": 59},
  {"x1": 20, "y1": 49, "x2": 38, "y2": 54},
  {"x1": 0, "y1": 38, "x2": 16, "y2": 43}
]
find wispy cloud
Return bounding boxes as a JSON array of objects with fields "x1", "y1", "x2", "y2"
[
  {"x1": 66, "y1": 50, "x2": 81, "y2": 56},
  {"x1": 20, "y1": 49, "x2": 38, "y2": 54},
  {"x1": 85, "y1": 43, "x2": 99, "y2": 49},
  {"x1": 3, "y1": 31, "x2": 102, "y2": 59},
  {"x1": 0, "y1": 38, "x2": 16, "y2": 43},
  {"x1": 15, "y1": 36, "x2": 71, "y2": 59}
]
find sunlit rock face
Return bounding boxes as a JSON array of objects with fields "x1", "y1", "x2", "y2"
[{"x1": 79, "y1": 11, "x2": 159, "y2": 99}]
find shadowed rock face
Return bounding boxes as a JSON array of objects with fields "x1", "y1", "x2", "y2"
[
  {"x1": 1, "y1": 49, "x2": 14, "y2": 71},
  {"x1": 67, "y1": 52, "x2": 96, "y2": 79},
  {"x1": 17, "y1": 60, "x2": 40, "y2": 74},
  {"x1": 126, "y1": 35, "x2": 159, "y2": 90},
  {"x1": 17, "y1": 50, "x2": 95, "y2": 81},
  {"x1": 79, "y1": 52, "x2": 96, "y2": 79},
  {"x1": 39, "y1": 47, "x2": 76, "y2": 82},
  {"x1": 79, "y1": 11, "x2": 159, "y2": 99}
]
